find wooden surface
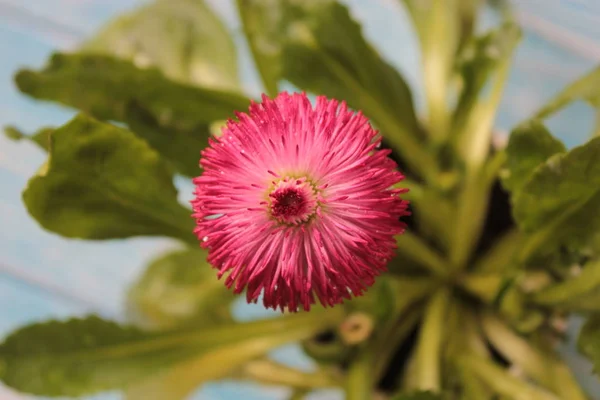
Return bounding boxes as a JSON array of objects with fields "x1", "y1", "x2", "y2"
[{"x1": 0, "y1": 0, "x2": 599, "y2": 399}]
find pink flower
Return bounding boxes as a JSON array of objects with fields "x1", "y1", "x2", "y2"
[{"x1": 192, "y1": 92, "x2": 409, "y2": 312}]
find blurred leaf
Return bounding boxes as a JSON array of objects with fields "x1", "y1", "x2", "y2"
[
  {"x1": 82, "y1": 0, "x2": 240, "y2": 91},
  {"x1": 0, "y1": 315, "x2": 186, "y2": 396},
  {"x1": 15, "y1": 53, "x2": 249, "y2": 176},
  {"x1": 22, "y1": 114, "x2": 195, "y2": 243},
  {"x1": 453, "y1": 23, "x2": 521, "y2": 136},
  {"x1": 532, "y1": 65, "x2": 600, "y2": 121},
  {"x1": 3, "y1": 125, "x2": 52, "y2": 151},
  {"x1": 0, "y1": 312, "x2": 340, "y2": 397},
  {"x1": 578, "y1": 315, "x2": 600, "y2": 377},
  {"x1": 501, "y1": 121, "x2": 566, "y2": 194},
  {"x1": 457, "y1": 0, "x2": 482, "y2": 52},
  {"x1": 236, "y1": 0, "x2": 285, "y2": 96},
  {"x1": 514, "y1": 136, "x2": 600, "y2": 260},
  {"x1": 532, "y1": 258, "x2": 600, "y2": 308},
  {"x1": 127, "y1": 248, "x2": 233, "y2": 330},
  {"x1": 281, "y1": 1, "x2": 434, "y2": 178},
  {"x1": 391, "y1": 391, "x2": 443, "y2": 400}
]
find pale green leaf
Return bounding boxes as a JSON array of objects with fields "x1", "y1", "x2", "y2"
[
  {"x1": 22, "y1": 114, "x2": 195, "y2": 243},
  {"x1": 532, "y1": 258, "x2": 600, "y2": 311},
  {"x1": 82, "y1": 0, "x2": 240, "y2": 91},
  {"x1": 532, "y1": 65, "x2": 600, "y2": 121},
  {"x1": 127, "y1": 248, "x2": 234, "y2": 330}
]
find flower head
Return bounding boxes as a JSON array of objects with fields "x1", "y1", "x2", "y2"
[{"x1": 192, "y1": 92, "x2": 409, "y2": 312}]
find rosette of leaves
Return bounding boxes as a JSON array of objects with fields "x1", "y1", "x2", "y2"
[{"x1": 2, "y1": 0, "x2": 600, "y2": 399}]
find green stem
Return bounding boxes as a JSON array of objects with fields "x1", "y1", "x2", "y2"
[
  {"x1": 473, "y1": 229, "x2": 522, "y2": 273},
  {"x1": 395, "y1": 233, "x2": 449, "y2": 276},
  {"x1": 346, "y1": 350, "x2": 374, "y2": 400},
  {"x1": 461, "y1": 354, "x2": 560, "y2": 400},
  {"x1": 457, "y1": 30, "x2": 519, "y2": 172},
  {"x1": 532, "y1": 258, "x2": 600, "y2": 306},
  {"x1": 449, "y1": 170, "x2": 491, "y2": 270},
  {"x1": 240, "y1": 359, "x2": 340, "y2": 389},
  {"x1": 373, "y1": 305, "x2": 423, "y2": 381},
  {"x1": 480, "y1": 313, "x2": 587, "y2": 400},
  {"x1": 414, "y1": 288, "x2": 450, "y2": 391}
]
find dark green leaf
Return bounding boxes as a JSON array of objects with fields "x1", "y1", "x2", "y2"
[
  {"x1": 124, "y1": 102, "x2": 206, "y2": 177},
  {"x1": 281, "y1": 1, "x2": 434, "y2": 178},
  {"x1": 15, "y1": 53, "x2": 248, "y2": 129},
  {"x1": 391, "y1": 391, "x2": 443, "y2": 400},
  {"x1": 81, "y1": 0, "x2": 240, "y2": 91},
  {"x1": 0, "y1": 312, "x2": 339, "y2": 397},
  {"x1": 514, "y1": 136, "x2": 600, "y2": 260},
  {"x1": 22, "y1": 114, "x2": 195, "y2": 243},
  {"x1": 0, "y1": 315, "x2": 183, "y2": 396},
  {"x1": 532, "y1": 65, "x2": 600, "y2": 121},
  {"x1": 3, "y1": 125, "x2": 52, "y2": 151},
  {"x1": 236, "y1": 0, "x2": 285, "y2": 96},
  {"x1": 127, "y1": 248, "x2": 234, "y2": 330},
  {"x1": 501, "y1": 120, "x2": 566, "y2": 193},
  {"x1": 577, "y1": 315, "x2": 600, "y2": 377},
  {"x1": 15, "y1": 53, "x2": 249, "y2": 176}
]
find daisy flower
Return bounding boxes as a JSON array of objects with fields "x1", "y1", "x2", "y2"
[{"x1": 192, "y1": 92, "x2": 409, "y2": 312}]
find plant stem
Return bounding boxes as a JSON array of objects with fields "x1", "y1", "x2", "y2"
[
  {"x1": 345, "y1": 350, "x2": 374, "y2": 400},
  {"x1": 461, "y1": 354, "x2": 560, "y2": 400},
  {"x1": 373, "y1": 305, "x2": 423, "y2": 381},
  {"x1": 480, "y1": 313, "x2": 588, "y2": 400},
  {"x1": 414, "y1": 288, "x2": 450, "y2": 391},
  {"x1": 449, "y1": 170, "x2": 491, "y2": 270},
  {"x1": 395, "y1": 233, "x2": 449, "y2": 276},
  {"x1": 532, "y1": 258, "x2": 600, "y2": 305},
  {"x1": 240, "y1": 359, "x2": 341, "y2": 389},
  {"x1": 472, "y1": 229, "x2": 522, "y2": 273}
]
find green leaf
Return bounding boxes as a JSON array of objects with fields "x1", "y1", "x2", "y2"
[
  {"x1": 453, "y1": 23, "x2": 522, "y2": 137},
  {"x1": 0, "y1": 311, "x2": 341, "y2": 397},
  {"x1": 501, "y1": 120, "x2": 566, "y2": 194},
  {"x1": 578, "y1": 315, "x2": 600, "y2": 377},
  {"x1": 15, "y1": 53, "x2": 249, "y2": 176},
  {"x1": 236, "y1": 0, "x2": 285, "y2": 96},
  {"x1": 123, "y1": 102, "x2": 207, "y2": 177},
  {"x1": 3, "y1": 125, "x2": 52, "y2": 151},
  {"x1": 16, "y1": 53, "x2": 248, "y2": 129},
  {"x1": 127, "y1": 248, "x2": 234, "y2": 330},
  {"x1": 514, "y1": 136, "x2": 600, "y2": 260},
  {"x1": 280, "y1": 1, "x2": 435, "y2": 179},
  {"x1": 532, "y1": 65, "x2": 600, "y2": 121},
  {"x1": 532, "y1": 258, "x2": 600, "y2": 310},
  {"x1": 22, "y1": 114, "x2": 195, "y2": 243},
  {"x1": 81, "y1": 0, "x2": 240, "y2": 91},
  {"x1": 391, "y1": 391, "x2": 443, "y2": 400}
]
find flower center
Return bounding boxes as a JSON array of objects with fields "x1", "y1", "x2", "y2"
[{"x1": 268, "y1": 177, "x2": 318, "y2": 225}]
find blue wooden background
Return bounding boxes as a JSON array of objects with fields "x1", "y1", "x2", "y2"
[{"x1": 1, "y1": 0, "x2": 599, "y2": 399}]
